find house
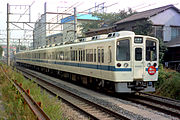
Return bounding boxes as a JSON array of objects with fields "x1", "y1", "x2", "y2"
[
  {"x1": 164, "y1": 36, "x2": 180, "y2": 71},
  {"x1": 86, "y1": 4, "x2": 180, "y2": 42},
  {"x1": 45, "y1": 33, "x2": 63, "y2": 46},
  {"x1": 85, "y1": 26, "x2": 115, "y2": 37},
  {"x1": 114, "y1": 4, "x2": 180, "y2": 42}
]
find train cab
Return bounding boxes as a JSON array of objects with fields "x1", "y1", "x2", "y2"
[{"x1": 115, "y1": 35, "x2": 159, "y2": 92}]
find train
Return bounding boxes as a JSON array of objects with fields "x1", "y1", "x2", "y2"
[{"x1": 15, "y1": 31, "x2": 159, "y2": 93}]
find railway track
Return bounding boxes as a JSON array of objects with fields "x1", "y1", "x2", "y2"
[
  {"x1": 118, "y1": 92, "x2": 180, "y2": 119},
  {"x1": 15, "y1": 65, "x2": 180, "y2": 120},
  {"x1": 0, "y1": 65, "x2": 50, "y2": 120},
  {"x1": 16, "y1": 66, "x2": 133, "y2": 120},
  {"x1": 138, "y1": 92, "x2": 180, "y2": 117}
]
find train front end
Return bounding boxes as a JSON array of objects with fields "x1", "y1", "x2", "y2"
[{"x1": 115, "y1": 35, "x2": 159, "y2": 93}]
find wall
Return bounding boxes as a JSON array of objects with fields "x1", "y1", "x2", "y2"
[
  {"x1": 46, "y1": 33, "x2": 63, "y2": 45},
  {"x1": 150, "y1": 8, "x2": 180, "y2": 42},
  {"x1": 33, "y1": 14, "x2": 46, "y2": 48}
]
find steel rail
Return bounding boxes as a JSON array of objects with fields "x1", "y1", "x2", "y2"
[
  {"x1": 122, "y1": 92, "x2": 180, "y2": 119},
  {"x1": 138, "y1": 92, "x2": 180, "y2": 103},
  {"x1": 17, "y1": 66, "x2": 131, "y2": 120},
  {"x1": 0, "y1": 66, "x2": 50, "y2": 120}
]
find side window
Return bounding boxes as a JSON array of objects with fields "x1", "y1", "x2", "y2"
[
  {"x1": 65, "y1": 51, "x2": 69, "y2": 60},
  {"x1": 71, "y1": 50, "x2": 75, "y2": 61},
  {"x1": 98, "y1": 49, "x2": 100, "y2": 63},
  {"x1": 79, "y1": 50, "x2": 81, "y2": 61},
  {"x1": 102, "y1": 49, "x2": 104, "y2": 63},
  {"x1": 86, "y1": 49, "x2": 93, "y2": 62},
  {"x1": 94, "y1": 49, "x2": 96, "y2": 62},
  {"x1": 135, "y1": 48, "x2": 142, "y2": 61},
  {"x1": 60, "y1": 51, "x2": 64, "y2": 60},
  {"x1": 83, "y1": 50, "x2": 85, "y2": 61},
  {"x1": 56, "y1": 52, "x2": 58, "y2": 60},
  {"x1": 81, "y1": 50, "x2": 83, "y2": 61},
  {"x1": 75, "y1": 50, "x2": 77, "y2": 61},
  {"x1": 52, "y1": 52, "x2": 54, "y2": 59},
  {"x1": 86, "y1": 49, "x2": 88, "y2": 61},
  {"x1": 108, "y1": 46, "x2": 112, "y2": 63}
]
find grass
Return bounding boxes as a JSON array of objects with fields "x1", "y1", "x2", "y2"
[
  {"x1": 155, "y1": 64, "x2": 180, "y2": 100},
  {"x1": 0, "y1": 63, "x2": 66, "y2": 120}
]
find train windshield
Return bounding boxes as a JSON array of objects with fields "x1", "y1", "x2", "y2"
[
  {"x1": 146, "y1": 40, "x2": 157, "y2": 61},
  {"x1": 116, "y1": 39, "x2": 130, "y2": 61}
]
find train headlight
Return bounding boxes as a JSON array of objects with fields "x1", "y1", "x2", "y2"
[
  {"x1": 117, "y1": 63, "x2": 121, "y2": 67},
  {"x1": 153, "y1": 63, "x2": 157, "y2": 67},
  {"x1": 124, "y1": 63, "x2": 128, "y2": 68},
  {"x1": 147, "y1": 63, "x2": 151, "y2": 67}
]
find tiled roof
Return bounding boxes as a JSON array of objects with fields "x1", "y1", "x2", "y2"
[
  {"x1": 115, "y1": 4, "x2": 179, "y2": 24},
  {"x1": 61, "y1": 14, "x2": 99, "y2": 23}
]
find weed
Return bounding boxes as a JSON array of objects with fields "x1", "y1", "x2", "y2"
[
  {"x1": 155, "y1": 64, "x2": 180, "y2": 100},
  {"x1": 0, "y1": 63, "x2": 66, "y2": 119}
]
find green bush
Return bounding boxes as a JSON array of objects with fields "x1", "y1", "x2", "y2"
[{"x1": 155, "y1": 64, "x2": 180, "y2": 100}]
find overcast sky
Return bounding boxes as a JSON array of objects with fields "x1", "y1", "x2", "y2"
[
  {"x1": 1, "y1": 0, "x2": 180, "y2": 25},
  {"x1": 0, "y1": 0, "x2": 180, "y2": 45}
]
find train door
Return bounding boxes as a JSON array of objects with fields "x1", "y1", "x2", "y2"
[
  {"x1": 97, "y1": 47, "x2": 104, "y2": 77},
  {"x1": 133, "y1": 45, "x2": 144, "y2": 80},
  {"x1": 78, "y1": 48, "x2": 82, "y2": 71}
]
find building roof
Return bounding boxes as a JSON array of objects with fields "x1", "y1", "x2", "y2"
[
  {"x1": 87, "y1": 26, "x2": 114, "y2": 33},
  {"x1": 166, "y1": 36, "x2": 180, "y2": 47},
  {"x1": 46, "y1": 33, "x2": 63, "y2": 38},
  {"x1": 61, "y1": 14, "x2": 99, "y2": 24},
  {"x1": 115, "y1": 4, "x2": 180, "y2": 24}
]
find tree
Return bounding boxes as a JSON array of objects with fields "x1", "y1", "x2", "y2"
[
  {"x1": 159, "y1": 38, "x2": 167, "y2": 63},
  {"x1": 132, "y1": 20, "x2": 153, "y2": 36},
  {"x1": 132, "y1": 20, "x2": 167, "y2": 63},
  {"x1": 0, "y1": 46, "x2": 3, "y2": 58},
  {"x1": 80, "y1": 8, "x2": 136, "y2": 34}
]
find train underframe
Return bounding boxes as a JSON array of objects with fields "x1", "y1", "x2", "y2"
[{"x1": 16, "y1": 62, "x2": 155, "y2": 93}]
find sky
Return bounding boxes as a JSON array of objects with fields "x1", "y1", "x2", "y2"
[{"x1": 0, "y1": 0, "x2": 180, "y2": 45}]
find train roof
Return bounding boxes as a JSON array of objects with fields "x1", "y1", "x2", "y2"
[{"x1": 17, "y1": 31, "x2": 158, "y2": 54}]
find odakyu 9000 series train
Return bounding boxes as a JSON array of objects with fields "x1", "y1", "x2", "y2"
[{"x1": 15, "y1": 31, "x2": 159, "y2": 93}]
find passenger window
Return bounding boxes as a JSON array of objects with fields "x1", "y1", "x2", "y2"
[
  {"x1": 98, "y1": 49, "x2": 100, "y2": 63},
  {"x1": 86, "y1": 49, "x2": 88, "y2": 61},
  {"x1": 135, "y1": 48, "x2": 142, "y2": 61},
  {"x1": 79, "y1": 51, "x2": 81, "y2": 61},
  {"x1": 75, "y1": 50, "x2": 77, "y2": 61},
  {"x1": 81, "y1": 50, "x2": 83, "y2": 61},
  {"x1": 108, "y1": 46, "x2": 112, "y2": 63},
  {"x1": 83, "y1": 50, "x2": 85, "y2": 61},
  {"x1": 102, "y1": 49, "x2": 104, "y2": 63},
  {"x1": 60, "y1": 51, "x2": 64, "y2": 60},
  {"x1": 86, "y1": 49, "x2": 93, "y2": 62},
  {"x1": 71, "y1": 50, "x2": 75, "y2": 61},
  {"x1": 94, "y1": 49, "x2": 96, "y2": 62}
]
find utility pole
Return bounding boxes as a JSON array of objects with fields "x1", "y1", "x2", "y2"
[
  {"x1": 7, "y1": 3, "x2": 10, "y2": 66},
  {"x1": 19, "y1": 39, "x2": 20, "y2": 52},
  {"x1": 74, "y1": 7, "x2": 77, "y2": 41}
]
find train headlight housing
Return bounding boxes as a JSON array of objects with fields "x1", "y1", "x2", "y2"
[
  {"x1": 147, "y1": 63, "x2": 151, "y2": 67},
  {"x1": 124, "y1": 63, "x2": 128, "y2": 68},
  {"x1": 153, "y1": 63, "x2": 157, "y2": 67},
  {"x1": 117, "y1": 63, "x2": 121, "y2": 67}
]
